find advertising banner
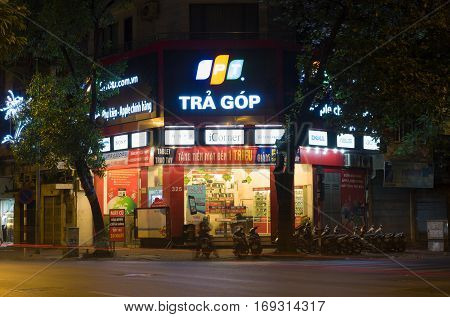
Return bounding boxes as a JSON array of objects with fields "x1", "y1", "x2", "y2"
[
  {"x1": 107, "y1": 169, "x2": 139, "y2": 215},
  {"x1": 340, "y1": 170, "x2": 366, "y2": 228},
  {"x1": 109, "y1": 209, "x2": 125, "y2": 242},
  {"x1": 186, "y1": 185, "x2": 206, "y2": 214},
  {"x1": 154, "y1": 146, "x2": 277, "y2": 165},
  {"x1": 384, "y1": 161, "x2": 434, "y2": 188},
  {"x1": 104, "y1": 146, "x2": 154, "y2": 170}
]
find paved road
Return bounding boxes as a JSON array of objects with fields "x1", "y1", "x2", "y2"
[{"x1": 0, "y1": 257, "x2": 449, "y2": 296}]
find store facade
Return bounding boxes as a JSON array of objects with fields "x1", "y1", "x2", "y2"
[{"x1": 94, "y1": 39, "x2": 377, "y2": 245}]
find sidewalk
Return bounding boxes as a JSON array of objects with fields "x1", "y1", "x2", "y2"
[{"x1": 1, "y1": 244, "x2": 448, "y2": 262}]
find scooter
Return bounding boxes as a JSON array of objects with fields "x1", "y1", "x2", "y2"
[
  {"x1": 248, "y1": 226, "x2": 262, "y2": 256},
  {"x1": 233, "y1": 226, "x2": 249, "y2": 258},
  {"x1": 197, "y1": 233, "x2": 214, "y2": 258}
]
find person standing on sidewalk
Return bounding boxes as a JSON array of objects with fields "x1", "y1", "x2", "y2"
[{"x1": 1, "y1": 212, "x2": 7, "y2": 243}]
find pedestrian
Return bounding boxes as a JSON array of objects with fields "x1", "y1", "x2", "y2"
[{"x1": 1, "y1": 212, "x2": 6, "y2": 244}]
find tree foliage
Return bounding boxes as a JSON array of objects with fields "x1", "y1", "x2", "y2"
[
  {"x1": 277, "y1": 0, "x2": 449, "y2": 155},
  {"x1": 6, "y1": 0, "x2": 129, "y2": 248},
  {"x1": 0, "y1": 0, "x2": 28, "y2": 60}
]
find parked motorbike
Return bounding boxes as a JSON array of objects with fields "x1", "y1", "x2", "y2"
[
  {"x1": 195, "y1": 218, "x2": 215, "y2": 259},
  {"x1": 233, "y1": 226, "x2": 249, "y2": 258},
  {"x1": 320, "y1": 225, "x2": 340, "y2": 254},
  {"x1": 394, "y1": 232, "x2": 406, "y2": 252},
  {"x1": 296, "y1": 222, "x2": 317, "y2": 254},
  {"x1": 248, "y1": 226, "x2": 263, "y2": 256}
]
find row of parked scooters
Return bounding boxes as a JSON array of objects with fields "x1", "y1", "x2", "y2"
[
  {"x1": 295, "y1": 222, "x2": 407, "y2": 255},
  {"x1": 196, "y1": 224, "x2": 263, "y2": 259}
]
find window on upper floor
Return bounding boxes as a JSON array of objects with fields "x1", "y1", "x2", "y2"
[
  {"x1": 100, "y1": 22, "x2": 119, "y2": 56},
  {"x1": 124, "y1": 16, "x2": 133, "y2": 51},
  {"x1": 189, "y1": 3, "x2": 259, "y2": 39}
]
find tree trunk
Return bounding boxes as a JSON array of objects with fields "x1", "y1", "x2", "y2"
[
  {"x1": 274, "y1": 125, "x2": 297, "y2": 252},
  {"x1": 75, "y1": 159, "x2": 107, "y2": 249}
]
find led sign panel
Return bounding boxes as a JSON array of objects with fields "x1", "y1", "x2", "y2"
[
  {"x1": 163, "y1": 49, "x2": 277, "y2": 122},
  {"x1": 205, "y1": 129, "x2": 244, "y2": 145},
  {"x1": 113, "y1": 135, "x2": 129, "y2": 150},
  {"x1": 131, "y1": 131, "x2": 148, "y2": 148},
  {"x1": 337, "y1": 134, "x2": 355, "y2": 149},
  {"x1": 255, "y1": 129, "x2": 285, "y2": 145},
  {"x1": 101, "y1": 53, "x2": 157, "y2": 121},
  {"x1": 164, "y1": 129, "x2": 195, "y2": 146},
  {"x1": 101, "y1": 137, "x2": 111, "y2": 152},
  {"x1": 308, "y1": 130, "x2": 328, "y2": 146},
  {"x1": 363, "y1": 136, "x2": 380, "y2": 150}
]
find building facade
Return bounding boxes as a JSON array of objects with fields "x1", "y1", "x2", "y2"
[{"x1": 91, "y1": 0, "x2": 378, "y2": 246}]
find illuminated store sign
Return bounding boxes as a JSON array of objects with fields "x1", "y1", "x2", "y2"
[
  {"x1": 102, "y1": 53, "x2": 157, "y2": 121},
  {"x1": 164, "y1": 129, "x2": 195, "y2": 146},
  {"x1": 131, "y1": 131, "x2": 148, "y2": 148},
  {"x1": 205, "y1": 129, "x2": 244, "y2": 145},
  {"x1": 196, "y1": 55, "x2": 244, "y2": 85},
  {"x1": 100, "y1": 76, "x2": 139, "y2": 92},
  {"x1": 337, "y1": 134, "x2": 355, "y2": 149},
  {"x1": 100, "y1": 100, "x2": 152, "y2": 121},
  {"x1": 255, "y1": 129, "x2": 285, "y2": 145},
  {"x1": 363, "y1": 136, "x2": 380, "y2": 150},
  {"x1": 163, "y1": 50, "x2": 276, "y2": 121},
  {"x1": 101, "y1": 137, "x2": 111, "y2": 152},
  {"x1": 308, "y1": 130, "x2": 328, "y2": 146},
  {"x1": 113, "y1": 135, "x2": 129, "y2": 150},
  {"x1": 178, "y1": 93, "x2": 260, "y2": 111}
]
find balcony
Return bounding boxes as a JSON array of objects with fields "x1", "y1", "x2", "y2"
[{"x1": 99, "y1": 31, "x2": 297, "y2": 57}]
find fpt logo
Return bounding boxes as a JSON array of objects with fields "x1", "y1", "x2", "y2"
[{"x1": 195, "y1": 55, "x2": 244, "y2": 85}]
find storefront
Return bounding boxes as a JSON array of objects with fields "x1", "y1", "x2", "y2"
[
  {"x1": 94, "y1": 40, "x2": 377, "y2": 246},
  {"x1": 0, "y1": 198, "x2": 14, "y2": 243}
]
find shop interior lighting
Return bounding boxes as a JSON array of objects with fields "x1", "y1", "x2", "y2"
[
  {"x1": 254, "y1": 124, "x2": 284, "y2": 128},
  {"x1": 165, "y1": 126, "x2": 195, "y2": 129},
  {"x1": 322, "y1": 148, "x2": 328, "y2": 155},
  {"x1": 205, "y1": 124, "x2": 244, "y2": 128}
]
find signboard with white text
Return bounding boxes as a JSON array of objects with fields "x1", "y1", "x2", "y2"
[
  {"x1": 113, "y1": 135, "x2": 129, "y2": 150},
  {"x1": 204, "y1": 129, "x2": 244, "y2": 145},
  {"x1": 163, "y1": 49, "x2": 277, "y2": 123},
  {"x1": 337, "y1": 134, "x2": 355, "y2": 149},
  {"x1": 101, "y1": 137, "x2": 111, "y2": 152},
  {"x1": 131, "y1": 131, "x2": 148, "y2": 148},
  {"x1": 164, "y1": 129, "x2": 195, "y2": 146},
  {"x1": 363, "y1": 136, "x2": 380, "y2": 150},
  {"x1": 254, "y1": 128, "x2": 284, "y2": 145},
  {"x1": 101, "y1": 53, "x2": 158, "y2": 122}
]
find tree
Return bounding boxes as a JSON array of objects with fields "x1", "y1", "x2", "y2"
[
  {"x1": 7, "y1": 0, "x2": 128, "y2": 251},
  {"x1": 0, "y1": 0, "x2": 28, "y2": 61},
  {"x1": 272, "y1": 0, "x2": 449, "y2": 251}
]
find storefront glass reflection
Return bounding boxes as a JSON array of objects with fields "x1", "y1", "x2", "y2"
[{"x1": 184, "y1": 167, "x2": 271, "y2": 237}]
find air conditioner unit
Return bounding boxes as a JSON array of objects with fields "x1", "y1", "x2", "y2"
[
  {"x1": 344, "y1": 153, "x2": 362, "y2": 167},
  {"x1": 140, "y1": 0, "x2": 159, "y2": 21}
]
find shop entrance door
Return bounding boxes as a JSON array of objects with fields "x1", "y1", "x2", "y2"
[
  {"x1": 322, "y1": 172, "x2": 341, "y2": 226},
  {"x1": 43, "y1": 196, "x2": 62, "y2": 245}
]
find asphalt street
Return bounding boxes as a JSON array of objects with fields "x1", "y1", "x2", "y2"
[{"x1": 0, "y1": 256, "x2": 449, "y2": 296}]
